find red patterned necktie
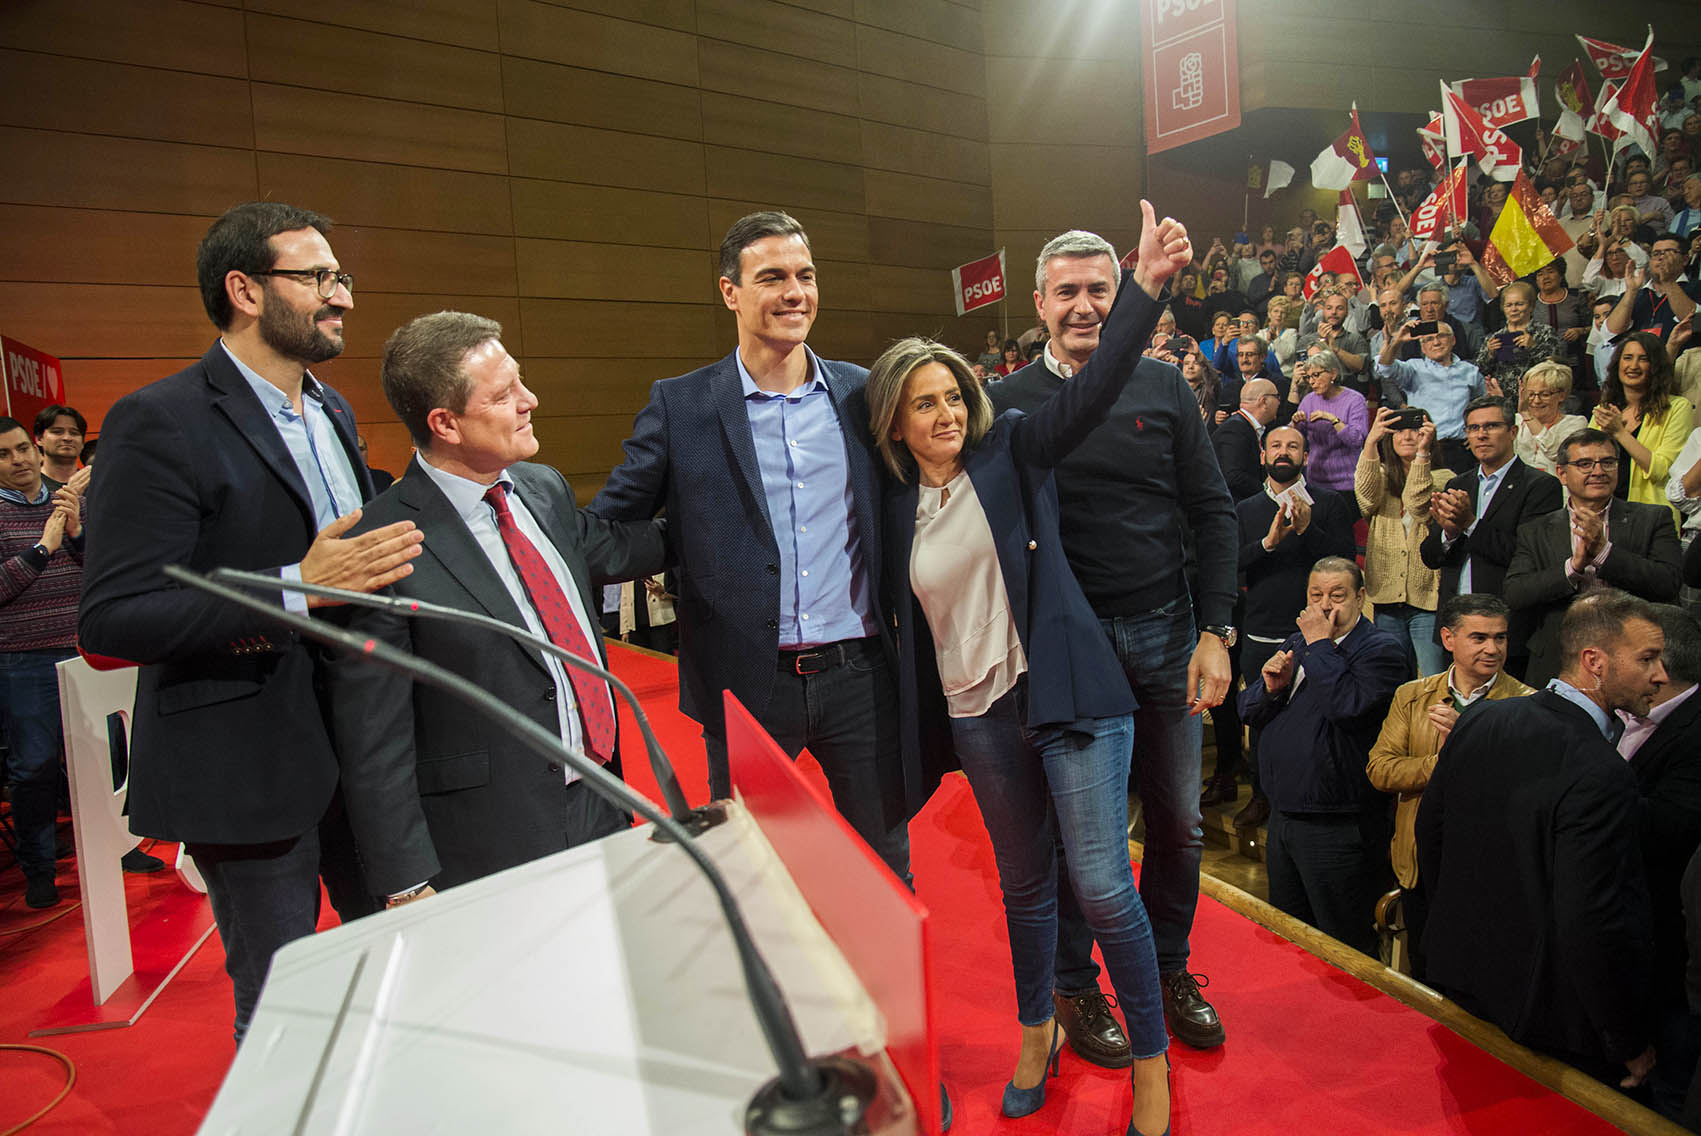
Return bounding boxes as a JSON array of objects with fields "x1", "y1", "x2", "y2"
[{"x1": 483, "y1": 482, "x2": 614, "y2": 763}]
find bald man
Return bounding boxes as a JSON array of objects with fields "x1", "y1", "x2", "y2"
[{"x1": 1213, "y1": 378, "x2": 1280, "y2": 502}]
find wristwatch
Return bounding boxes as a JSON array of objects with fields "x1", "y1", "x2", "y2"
[{"x1": 1204, "y1": 624, "x2": 1238, "y2": 648}]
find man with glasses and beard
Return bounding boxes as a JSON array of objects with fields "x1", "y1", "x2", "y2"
[
  {"x1": 1502, "y1": 429, "x2": 1683, "y2": 686},
  {"x1": 79, "y1": 202, "x2": 424, "y2": 1041}
]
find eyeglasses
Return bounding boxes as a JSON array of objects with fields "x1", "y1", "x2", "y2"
[
  {"x1": 249, "y1": 267, "x2": 355, "y2": 299},
  {"x1": 1561, "y1": 457, "x2": 1620, "y2": 472},
  {"x1": 1524, "y1": 390, "x2": 1560, "y2": 401}
]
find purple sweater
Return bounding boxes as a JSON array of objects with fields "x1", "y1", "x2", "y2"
[
  {"x1": 1297, "y1": 386, "x2": 1369, "y2": 492},
  {"x1": 0, "y1": 494, "x2": 82, "y2": 651}
]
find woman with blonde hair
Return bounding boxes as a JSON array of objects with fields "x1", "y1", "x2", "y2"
[
  {"x1": 1356, "y1": 407, "x2": 1450, "y2": 675},
  {"x1": 1515, "y1": 361, "x2": 1588, "y2": 475},
  {"x1": 868, "y1": 201, "x2": 1187, "y2": 1136}
]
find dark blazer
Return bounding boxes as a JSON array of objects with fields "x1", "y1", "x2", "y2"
[
  {"x1": 1212, "y1": 410, "x2": 1263, "y2": 501},
  {"x1": 1419, "y1": 457, "x2": 1562, "y2": 658},
  {"x1": 589, "y1": 342, "x2": 913, "y2": 820},
  {"x1": 1502, "y1": 499, "x2": 1684, "y2": 685},
  {"x1": 886, "y1": 274, "x2": 1158, "y2": 770},
  {"x1": 1235, "y1": 483, "x2": 1357, "y2": 640},
  {"x1": 1629, "y1": 690, "x2": 1701, "y2": 1006},
  {"x1": 78, "y1": 342, "x2": 375, "y2": 845},
  {"x1": 1416, "y1": 691, "x2": 1652, "y2": 1065},
  {"x1": 1238, "y1": 618, "x2": 1411, "y2": 813},
  {"x1": 329, "y1": 458, "x2": 666, "y2": 894},
  {"x1": 1686, "y1": 532, "x2": 1701, "y2": 588}
]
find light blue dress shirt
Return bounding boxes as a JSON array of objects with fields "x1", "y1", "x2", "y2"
[
  {"x1": 223, "y1": 341, "x2": 365, "y2": 612},
  {"x1": 1546, "y1": 677, "x2": 1620, "y2": 742},
  {"x1": 736, "y1": 347, "x2": 875, "y2": 649},
  {"x1": 1374, "y1": 354, "x2": 1485, "y2": 440},
  {"x1": 416, "y1": 456, "x2": 611, "y2": 779}
]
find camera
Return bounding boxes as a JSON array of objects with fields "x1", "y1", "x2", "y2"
[
  {"x1": 1433, "y1": 251, "x2": 1459, "y2": 273},
  {"x1": 1388, "y1": 408, "x2": 1426, "y2": 431}
]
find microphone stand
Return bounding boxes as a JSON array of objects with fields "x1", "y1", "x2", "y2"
[
  {"x1": 163, "y1": 565, "x2": 875, "y2": 1136},
  {"x1": 206, "y1": 567, "x2": 721, "y2": 837}
]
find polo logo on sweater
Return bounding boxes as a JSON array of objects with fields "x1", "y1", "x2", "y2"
[{"x1": 1136, "y1": 417, "x2": 1144, "y2": 430}]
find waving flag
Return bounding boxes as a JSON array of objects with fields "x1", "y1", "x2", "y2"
[
  {"x1": 1587, "y1": 79, "x2": 1624, "y2": 143},
  {"x1": 1597, "y1": 30, "x2": 1659, "y2": 158},
  {"x1": 1335, "y1": 191, "x2": 1367, "y2": 258},
  {"x1": 1409, "y1": 163, "x2": 1469, "y2": 244},
  {"x1": 1416, "y1": 113, "x2": 1448, "y2": 171},
  {"x1": 1450, "y1": 57, "x2": 1542, "y2": 129},
  {"x1": 1441, "y1": 81, "x2": 1522, "y2": 180},
  {"x1": 1303, "y1": 244, "x2": 1364, "y2": 300},
  {"x1": 1310, "y1": 103, "x2": 1378, "y2": 191},
  {"x1": 1480, "y1": 171, "x2": 1575, "y2": 286},
  {"x1": 1263, "y1": 159, "x2": 1295, "y2": 199},
  {"x1": 1553, "y1": 60, "x2": 1593, "y2": 142},
  {"x1": 1577, "y1": 33, "x2": 1666, "y2": 81}
]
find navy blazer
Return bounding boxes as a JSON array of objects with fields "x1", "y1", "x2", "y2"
[
  {"x1": 887, "y1": 274, "x2": 1163, "y2": 768},
  {"x1": 330, "y1": 458, "x2": 667, "y2": 894},
  {"x1": 79, "y1": 341, "x2": 376, "y2": 845}
]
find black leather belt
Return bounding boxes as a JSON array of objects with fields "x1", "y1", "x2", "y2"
[{"x1": 777, "y1": 636, "x2": 877, "y2": 676}]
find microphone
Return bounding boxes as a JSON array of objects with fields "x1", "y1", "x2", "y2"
[
  {"x1": 163, "y1": 565, "x2": 877, "y2": 1135},
  {"x1": 205, "y1": 567, "x2": 719, "y2": 836}
]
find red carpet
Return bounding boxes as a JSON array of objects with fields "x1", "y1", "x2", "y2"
[{"x1": 0, "y1": 645, "x2": 1623, "y2": 1133}]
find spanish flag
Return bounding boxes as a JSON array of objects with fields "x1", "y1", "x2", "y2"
[{"x1": 1480, "y1": 171, "x2": 1574, "y2": 286}]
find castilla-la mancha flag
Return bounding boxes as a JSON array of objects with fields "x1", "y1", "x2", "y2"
[
  {"x1": 1480, "y1": 171, "x2": 1575, "y2": 286},
  {"x1": 1310, "y1": 104, "x2": 1377, "y2": 191}
]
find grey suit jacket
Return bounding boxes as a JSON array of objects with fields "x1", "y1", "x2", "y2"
[
  {"x1": 1502, "y1": 498, "x2": 1683, "y2": 685},
  {"x1": 330, "y1": 457, "x2": 665, "y2": 894}
]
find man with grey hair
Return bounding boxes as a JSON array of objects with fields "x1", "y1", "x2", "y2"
[
  {"x1": 330, "y1": 312, "x2": 667, "y2": 898},
  {"x1": 992, "y1": 224, "x2": 1238, "y2": 1058}
]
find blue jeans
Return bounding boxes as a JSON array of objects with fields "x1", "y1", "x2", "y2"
[
  {"x1": 1057, "y1": 597, "x2": 1204, "y2": 985},
  {"x1": 703, "y1": 637, "x2": 912, "y2": 888},
  {"x1": 0, "y1": 648, "x2": 76, "y2": 882},
  {"x1": 1374, "y1": 604, "x2": 1443, "y2": 677},
  {"x1": 951, "y1": 684, "x2": 1166, "y2": 1058}
]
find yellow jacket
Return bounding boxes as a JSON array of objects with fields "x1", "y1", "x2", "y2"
[
  {"x1": 1624, "y1": 396, "x2": 1693, "y2": 523},
  {"x1": 1365, "y1": 667, "x2": 1533, "y2": 887},
  {"x1": 1354, "y1": 452, "x2": 1451, "y2": 610}
]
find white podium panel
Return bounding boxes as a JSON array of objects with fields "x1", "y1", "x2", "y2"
[{"x1": 199, "y1": 801, "x2": 889, "y2": 1134}]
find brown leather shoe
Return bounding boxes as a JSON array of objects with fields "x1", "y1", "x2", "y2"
[
  {"x1": 1052, "y1": 989, "x2": 1133, "y2": 1068},
  {"x1": 1199, "y1": 774, "x2": 1238, "y2": 807},
  {"x1": 1231, "y1": 794, "x2": 1270, "y2": 829},
  {"x1": 1161, "y1": 969, "x2": 1225, "y2": 1049}
]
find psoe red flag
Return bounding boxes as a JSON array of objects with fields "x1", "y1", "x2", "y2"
[
  {"x1": 1410, "y1": 163, "x2": 1469, "y2": 244},
  {"x1": 951, "y1": 249, "x2": 1007, "y2": 316},
  {"x1": 1577, "y1": 33, "x2": 1666, "y2": 82},
  {"x1": 1303, "y1": 245, "x2": 1364, "y2": 301},
  {"x1": 1450, "y1": 72, "x2": 1540, "y2": 129},
  {"x1": 1310, "y1": 104, "x2": 1377, "y2": 191},
  {"x1": 1416, "y1": 113, "x2": 1447, "y2": 172},
  {"x1": 1, "y1": 335, "x2": 65, "y2": 427},
  {"x1": 1598, "y1": 29, "x2": 1659, "y2": 158},
  {"x1": 1440, "y1": 81, "x2": 1522, "y2": 180},
  {"x1": 1480, "y1": 171, "x2": 1575, "y2": 287}
]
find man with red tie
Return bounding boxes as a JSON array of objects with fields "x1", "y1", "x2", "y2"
[{"x1": 328, "y1": 311, "x2": 667, "y2": 903}]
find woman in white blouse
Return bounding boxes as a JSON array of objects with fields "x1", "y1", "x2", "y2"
[
  {"x1": 1514, "y1": 361, "x2": 1588, "y2": 475},
  {"x1": 868, "y1": 202, "x2": 1186, "y2": 1136}
]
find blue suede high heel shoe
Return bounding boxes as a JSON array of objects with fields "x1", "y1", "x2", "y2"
[
  {"x1": 1126, "y1": 1053, "x2": 1171, "y2": 1136},
  {"x1": 1001, "y1": 1022, "x2": 1063, "y2": 1118}
]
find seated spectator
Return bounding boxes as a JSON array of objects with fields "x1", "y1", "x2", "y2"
[
  {"x1": 1515, "y1": 361, "x2": 1589, "y2": 475},
  {"x1": 1293, "y1": 349, "x2": 1370, "y2": 511},
  {"x1": 1673, "y1": 174, "x2": 1701, "y2": 241},
  {"x1": 1628, "y1": 168, "x2": 1677, "y2": 233},
  {"x1": 1213, "y1": 378, "x2": 1279, "y2": 502},
  {"x1": 1375, "y1": 318, "x2": 1485, "y2": 473},
  {"x1": 1592, "y1": 331, "x2": 1695, "y2": 522},
  {"x1": 995, "y1": 338, "x2": 1027, "y2": 377},
  {"x1": 1504, "y1": 429, "x2": 1684, "y2": 685},
  {"x1": 1423, "y1": 396, "x2": 1565, "y2": 678},
  {"x1": 1238, "y1": 556, "x2": 1410, "y2": 954},
  {"x1": 1366, "y1": 593, "x2": 1529, "y2": 977},
  {"x1": 1529, "y1": 259, "x2": 1592, "y2": 374},
  {"x1": 1358, "y1": 408, "x2": 1450, "y2": 675},
  {"x1": 1607, "y1": 236, "x2": 1701, "y2": 343},
  {"x1": 1475, "y1": 281, "x2": 1561, "y2": 405},
  {"x1": 1621, "y1": 605, "x2": 1701, "y2": 1123},
  {"x1": 1226, "y1": 427, "x2": 1358, "y2": 827},
  {"x1": 1416, "y1": 589, "x2": 1660, "y2": 1086}
]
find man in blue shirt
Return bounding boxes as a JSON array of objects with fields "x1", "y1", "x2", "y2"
[
  {"x1": 591, "y1": 213, "x2": 915, "y2": 884},
  {"x1": 1374, "y1": 319, "x2": 1485, "y2": 473}
]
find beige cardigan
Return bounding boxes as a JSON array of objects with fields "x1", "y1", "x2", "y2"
[{"x1": 1354, "y1": 450, "x2": 1451, "y2": 610}]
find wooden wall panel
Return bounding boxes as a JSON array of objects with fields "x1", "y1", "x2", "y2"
[
  {"x1": 529, "y1": 0, "x2": 697, "y2": 35},
  {"x1": 696, "y1": 0, "x2": 856, "y2": 65},
  {"x1": 496, "y1": 0, "x2": 700, "y2": 86},
  {"x1": 853, "y1": 24, "x2": 985, "y2": 98},
  {"x1": 511, "y1": 179, "x2": 709, "y2": 248},
  {"x1": 706, "y1": 202, "x2": 872, "y2": 264},
  {"x1": 697, "y1": 40, "x2": 861, "y2": 117},
  {"x1": 501, "y1": 58, "x2": 702, "y2": 141},
  {"x1": 243, "y1": 0, "x2": 500, "y2": 50},
  {"x1": 244, "y1": 14, "x2": 505, "y2": 112},
  {"x1": 251, "y1": 86, "x2": 509, "y2": 175},
  {"x1": 858, "y1": 73, "x2": 987, "y2": 140},
  {"x1": 865, "y1": 169, "x2": 993, "y2": 229},
  {"x1": 0, "y1": 50, "x2": 254, "y2": 148},
  {"x1": 0, "y1": 283, "x2": 211, "y2": 359},
  {"x1": 854, "y1": 0, "x2": 982, "y2": 54},
  {"x1": 327, "y1": 228, "x2": 519, "y2": 298},
  {"x1": 330, "y1": 295, "x2": 527, "y2": 360},
  {"x1": 860, "y1": 120, "x2": 989, "y2": 183},
  {"x1": 867, "y1": 217, "x2": 997, "y2": 271},
  {"x1": 0, "y1": 128, "x2": 258, "y2": 215},
  {"x1": 256, "y1": 153, "x2": 513, "y2": 235},
  {"x1": 506, "y1": 118, "x2": 706, "y2": 196},
  {"x1": 0, "y1": 0, "x2": 247, "y2": 77},
  {"x1": 515, "y1": 239, "x2": 709, "y2": 303},
  {"x1": 705, "y1": 147, "x2": 867, "y2": 216},
  {"x1": 701, "y1": 93, "x2": 863, "y2": 166},
  {"x1": 0, "y1": 207, "x2": 213, "y2": 286},
  {"x1": 518, "y1": 299, "x2": 720, "y2": 359},
  {"x1": 56, "y1": 358, "x2": 200, "y2": 434},
  {"x1": 520, "y1": 356, "x2": 710, "y2": 415}
]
